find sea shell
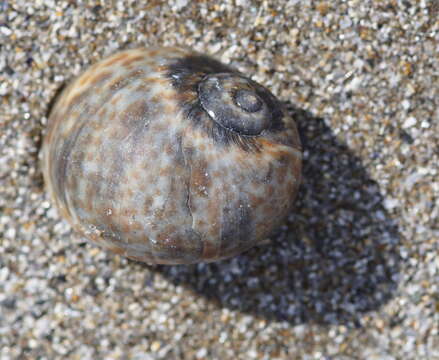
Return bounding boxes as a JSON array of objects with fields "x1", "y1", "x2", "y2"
[{"x1": 42, "y1": 47, "x2": 302, "y2": 264}]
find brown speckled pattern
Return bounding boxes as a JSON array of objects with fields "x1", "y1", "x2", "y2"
[{"x1": 42, "y1": 47, "x2": 302, "y2": 264}]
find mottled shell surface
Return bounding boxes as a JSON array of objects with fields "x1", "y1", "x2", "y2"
[{"x1": 42, "y1": 47, "x2": 302, "y2": 265}]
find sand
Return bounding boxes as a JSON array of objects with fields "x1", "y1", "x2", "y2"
[{"x1": 0, "y1": 1, "x2": 438, "y2": 359}]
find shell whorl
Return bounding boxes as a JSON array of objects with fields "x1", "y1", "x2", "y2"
[{"x1": 198, "y1": 73, "x2": 273, "y2": 136}]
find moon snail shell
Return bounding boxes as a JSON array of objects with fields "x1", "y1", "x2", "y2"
[{"x1": 42, "y1": 47, "x2": 302, "y2": 265}]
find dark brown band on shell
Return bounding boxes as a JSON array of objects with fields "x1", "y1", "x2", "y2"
[{"x1": 165, "y1": 54, "x2": 286, "y2": 152}]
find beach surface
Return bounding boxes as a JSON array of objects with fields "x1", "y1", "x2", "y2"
[{"x1": 0, "y1": 1, "x2": 438, "y2": 359}]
